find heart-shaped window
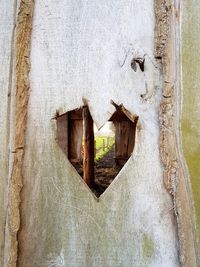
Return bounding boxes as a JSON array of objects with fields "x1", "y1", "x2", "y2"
[{"x1": 56, "y1": 102, "x2": 138, "y2": 197}]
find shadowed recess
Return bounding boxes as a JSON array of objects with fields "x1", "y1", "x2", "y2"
[{"x1": 56, "y1": 102, "x2": 138, "y2": 197}]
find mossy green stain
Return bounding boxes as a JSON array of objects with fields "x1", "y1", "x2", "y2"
[
  {"x1": 181, "y1": 0, "x2": 200, "y2": 242},
  {"x1": 142, "y1": 234, "x2": 154, "y2": 259}
]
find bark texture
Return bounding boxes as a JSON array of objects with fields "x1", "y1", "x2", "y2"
[
  {"x1": 6, "y1": 1, "x2": 34, "y2": 266},
  {"x1": 155, "y1": 0, "x2": 197, "y2": 266}
]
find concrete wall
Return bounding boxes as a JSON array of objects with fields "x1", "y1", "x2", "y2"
[{"x1": 17, "y1": 1, "x2": 179, "y2": 266}]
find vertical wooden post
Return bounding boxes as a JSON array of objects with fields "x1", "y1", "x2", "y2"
[
  {"x1": 94, "y1": 140, "x2": 96, "y2": 159},
  {"x1": 83, "y1": 106, "x2": 95, "y2": 187}
]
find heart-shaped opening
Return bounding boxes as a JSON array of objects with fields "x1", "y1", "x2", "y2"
[{"x1": 56, "y1": 102, "x2": 138, "y2": 197}]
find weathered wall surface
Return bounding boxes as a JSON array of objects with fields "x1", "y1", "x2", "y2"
[
  {"x1": 17, "y1": 1, "x2": 179, "y2": 266},
  {"x1": 181, "y1": 0, "x2": 200, "y2": 258},
  {"x1": 0, "y1": 1, "x2": 17, "y2": 265}
]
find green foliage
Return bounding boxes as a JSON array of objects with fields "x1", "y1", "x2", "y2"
[{"x1": 95, "y1": 136, "x2": 114, "y2": 161}]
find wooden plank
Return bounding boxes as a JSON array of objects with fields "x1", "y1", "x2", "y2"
[
  {"x1": 4, "y1": 1, "x2": 34, "y2": 266},
  {"x1": 68, "y1": 119, "x2": 83, "y2": 161},
  {"x1": 83, "y1": 106, "x2": 94, "y2": 187},
  {"x1": 57, "y1": 113, "x2": 68, "y2": 156},
  {"x1": 127, "y1": 121, "x2": 137, "y2": 157},
  {"x1": 110, "y1": 101, "x2": 138, "y2": 123},
  {"x1": 0, "y1": 1, "x2": 17, "y2": 265},
  {"x1": 109, "y1": 110, "x2": 130, "y2": 121},
  {"x1": 16, "y1": 1, "x2": 180, "y2": 266},
  {"x1": 114, "y1": 120, "x2": 137, "y2": 165},
  {"x1": 68, "y1": 108, "x2": 83, "y2": 120},
  {"x1": 114, "y1": 121, "x2": 130, "y2": 165},
  {"x1": 114, "y1": 121, "x2": 129, "y2": 158}
]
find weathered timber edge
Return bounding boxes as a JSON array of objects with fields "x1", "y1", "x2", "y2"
[
  {"x1": 155, "y1": 0, "x2": 198, "y2": 266},
  {"x1": 5, "y1": 1, "x2": 34, "y2": 266}
]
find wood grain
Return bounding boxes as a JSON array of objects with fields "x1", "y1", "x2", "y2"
[
  {"x1": 6, "y1": 1, "x2": 34, "y2": 266},
  {"x1": 155, "y1": 0, "x2": 197, "y2": 265}
]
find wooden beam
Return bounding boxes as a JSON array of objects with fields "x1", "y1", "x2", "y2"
[
  {"x1": 82, "y1": 106, "x2": 95, "y2": 188},
  {"x1": 57, "y1": 113, "x2": 68, "y2": 157},
  {"x1": 68, "y1": 108, "x2": 83, "y2": 120},
  {"x1": 68, "y1": 118, "x2": 83, "y2": 161}
]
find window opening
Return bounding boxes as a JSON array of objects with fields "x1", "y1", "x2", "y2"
[{"x1": 56, "y1": 104, "x2": 138, "y2": 197}]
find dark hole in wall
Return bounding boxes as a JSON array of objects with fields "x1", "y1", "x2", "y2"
[{"x1": 56, "y1": 104, "x2": 138, "y2": 197}]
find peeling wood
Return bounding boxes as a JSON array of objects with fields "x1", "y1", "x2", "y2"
[
  {"x1": 6, "y1": 1, "x2": 34, "y2": 266},
  {"x1": 154, "y1": 0, "x2": 170, "y2": 59},
  {"x1": 155, "y1": 0, "x2": 198, "y2": 266}
]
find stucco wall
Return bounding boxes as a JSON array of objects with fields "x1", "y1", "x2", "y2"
[{"x1": 17, "y1": 1, "x2": 179, "y2": 266}]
